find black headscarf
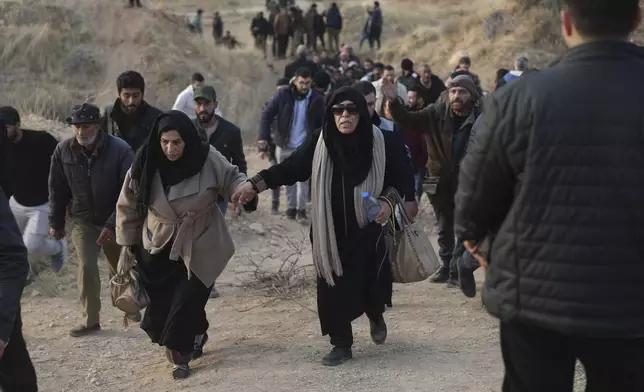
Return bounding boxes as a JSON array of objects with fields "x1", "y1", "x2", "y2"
[
  {"x1": 0, "y1": 121, "x2": 9, "y2": 193},
  {"x1": 322, "y1": 86, "x2": 373, "y2": 187},
  {"x1": 131, "y1": 110, "x2": 210, "y2": 216}
]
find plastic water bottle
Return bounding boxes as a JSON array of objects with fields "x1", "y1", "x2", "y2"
[{"x1": 362, "y1": 192, "x2": 383, "y2": 224}]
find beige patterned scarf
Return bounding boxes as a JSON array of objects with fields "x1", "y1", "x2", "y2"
[{"x1": 311, "y1": 125, "x2": 386, "y2": 286}]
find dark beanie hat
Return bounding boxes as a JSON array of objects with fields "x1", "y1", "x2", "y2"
[
  {"x1": 0, "y1": 106, "x2": 20, "y2": 126},
  {"x1": 448, "y1": 75, "x2": 479, "y2": 99},
  {"x1": 401, "y1": 58, "x2": 414, "y2": 71},
  {"x1": 277, "y1": 77, "x2": 290, "y2": 86},
  {"x1": 313, "y1": 71, "x2": 331, "y2": 90}
]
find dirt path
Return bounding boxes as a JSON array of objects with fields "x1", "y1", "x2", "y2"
[{"x1": 22, "y1": 147, "x2": 505, "y2": 391}]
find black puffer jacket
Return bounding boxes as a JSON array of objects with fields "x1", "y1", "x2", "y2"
[
  {"x1": 455, "y1": 41, "x2": 644, "y2": 338},
  {"x1": 49, "y1": 132, "x2": 133, "y2": 231}
]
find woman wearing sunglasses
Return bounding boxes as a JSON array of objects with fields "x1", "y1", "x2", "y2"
[{"x1": 234, "y1": 86, "x2": 414, "y2": 366}]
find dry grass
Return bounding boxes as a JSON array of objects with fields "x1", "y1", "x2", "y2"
[
  {"x1": 0, "y1": 0, "x2": 275, "y2": 138},
  {"x1": 339, "y1": 0, "x2": 643, "y2": 91}
]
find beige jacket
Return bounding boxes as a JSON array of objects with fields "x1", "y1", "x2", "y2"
[{"x1": 115, "y1": 147, "x2": 247, "y2": 287}]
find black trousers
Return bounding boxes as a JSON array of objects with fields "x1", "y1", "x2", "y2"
[
  {"x1": 0, "y1": 310, "x2": 38, "y2": 392},
  {"x1": 276, "y1": 34, "x2": 289, "y2": 59},
  {"x1": 329, "y1": 311, "x2": 382, "y2": 348},
  {"x1": 501, "y1": 321, "x2": 644, "y2": 392}
]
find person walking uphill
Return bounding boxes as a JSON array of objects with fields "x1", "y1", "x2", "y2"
[
  {"x1": 115, "y1": 111, "x2": 255, "y2": 380},
  {"x1": 102, "y1": 71, "x2": 162, "y2": 153},
  {"x1": 0, "y1": 107, "x2": 68, "y2": 274},
  {"x1": 259, "y1": 67, "x2": 325, "y2": 221},
  {"x1": 0, "y1": 130, "x2": 38, "y2": 392},
  {"x1": 455, "y1": 1, "x2": 644, "y2": 391},
  {"x1": 382, "y1": 75, "x2": 480, "y2": 285},
  {"x1": 49, "y1": 103, "x2": 139, "y2": 337},
  {"x1": 235, "y1": 86, "x2": 414, "y2": 366},
  {"x1": 325, "y1": 2, "x2": 342, "y2": 53}
]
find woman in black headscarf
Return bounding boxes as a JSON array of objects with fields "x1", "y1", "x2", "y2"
[
  {"x1": 115, "y1": 110, "x2": 253, "y2": 379},
  {"x1": 236, "y1": 87, "x2": 414, "y2": 366}
]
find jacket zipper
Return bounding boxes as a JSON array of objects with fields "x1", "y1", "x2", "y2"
[{"x1": 86, "y1": 153, "x2": 95, "y2": 225}]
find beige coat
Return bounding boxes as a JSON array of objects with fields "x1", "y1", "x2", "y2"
[{"x1": 115, "y1": 147, "x2": 247, "y2": 287}]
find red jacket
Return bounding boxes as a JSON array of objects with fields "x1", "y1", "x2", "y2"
[{"x1": 402, "y1": 123, "x2": 428, "y2": 170}]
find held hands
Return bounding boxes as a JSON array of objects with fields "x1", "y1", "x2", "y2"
[
  {"x1": 381, "y1": 77, "x2": 398, "y2": 101},
  {"x1": 231, "y1": 182, "x2": 257, "y2": 208},
  {"x1": 49, "y1": 228, "x2": 65, "y2": 240},
  {"x1": 375, "y1": 200, "x2": 392, "y2": 225}
]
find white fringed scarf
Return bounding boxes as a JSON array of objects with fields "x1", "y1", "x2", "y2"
[{"x1": 311, "y1": 125, "x2": 386, "y2": 286}]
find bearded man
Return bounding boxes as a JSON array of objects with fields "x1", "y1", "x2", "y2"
[
  {"x1": 102, "y1": 71, "x2": 162, "y2": 153},
  {"x1": 382, "y1": 75, "x2": 481, "y2": 286}
]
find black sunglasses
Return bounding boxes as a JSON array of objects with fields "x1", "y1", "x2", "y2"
[{"x1": 332, "y1": 104, "x2": 359, "y2": 116}]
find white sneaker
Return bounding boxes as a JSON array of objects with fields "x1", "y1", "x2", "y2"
[{"x1": 49, "y1": 239, "x2": 68, "y2": 273}]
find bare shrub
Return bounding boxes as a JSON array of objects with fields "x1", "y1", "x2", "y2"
[
  {"x1": 0, "y1": 0, "x2": 275, "y2": 140},
  {"x1": 236, "y1": 230, "x2": 315, "y2": 300}
]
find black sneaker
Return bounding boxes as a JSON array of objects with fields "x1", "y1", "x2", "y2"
[
  {"x1": 286, "y1": 208, "x2": 297, "y2": 220},
  {"x1": 209, "y1": 286, "x2": 220, "y2": 299},
  {"x1": 446, "y1": 277, "x2": 459, "y2": 288},
  {"x1": 192, "y1": 332, "x2": 209, "y2": 359},
  {"x1": 296, "y1": 209, "x2": 308, "y2": 222},
  {"x1": 429, "y1": 266, "x2": 450, "y2": 283},
  {"x1": 457, "y1": 254, "x2": 478, "y2": 298},
  {"x1": 322, "y1": 346, "x2": 352, "y2": 366},
  {"x1": 369, "y1": 314, "x2": 387, "y2": 345},
  {"x1": 69, "y1": 324, "x2": 101, "y2": 337},
  {"x1": 172, "y1": 364, "x2": 191, "y2": 380}
]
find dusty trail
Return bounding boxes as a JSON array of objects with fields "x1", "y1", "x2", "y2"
[{"x1": 23, "y1": 148, "x2": 503, "y2": 391}]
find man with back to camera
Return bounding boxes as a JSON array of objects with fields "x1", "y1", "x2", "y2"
[
  {"x1": 455, "y1": 1, "x2": 644, "y2": 390},
  {"x1": 0, "y1": 121, "x2": 38, "y2": 392}
]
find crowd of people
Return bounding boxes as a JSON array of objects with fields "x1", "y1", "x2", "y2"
[{"x1": 1, "y1": 0, "x2": 644, "y2": 391}]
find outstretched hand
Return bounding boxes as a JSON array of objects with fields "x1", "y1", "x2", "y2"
[
  {"x1": 381, "y1": 77, "x2": 398, "y2": 101},
  {"x1": 231, "y1": 182, "x2": 258, "y2": 207}
]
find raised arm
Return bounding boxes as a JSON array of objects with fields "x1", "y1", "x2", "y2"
[{"x1": 252, "y1": 129, "x2": 319, "y2": 192}]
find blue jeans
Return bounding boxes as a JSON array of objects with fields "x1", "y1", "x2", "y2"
[{"x1": 217, "y1": 199, "x2": 228, "y2": 216}]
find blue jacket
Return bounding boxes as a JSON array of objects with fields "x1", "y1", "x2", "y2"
[
  {"x1": 259, "y1": 87, "x2": 325, "y2": 149},
  {"x1": 326, "y1": 6, "x2": 342, "y2": 29}
]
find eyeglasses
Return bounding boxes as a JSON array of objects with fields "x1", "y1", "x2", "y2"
[{"x1": 332, "y1": 104, "x2": 359, "y2": 116}]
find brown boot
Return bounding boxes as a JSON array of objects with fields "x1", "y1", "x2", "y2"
[{"x1": 69, "y1": 324, "x2": 101, "y2": 337}]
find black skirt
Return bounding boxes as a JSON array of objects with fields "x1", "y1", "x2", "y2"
[
  {"x1": 135, "y1": 245, "x2": 211, "y2": 355},
  {"x1": 316, "y1": 222, "x2": 393, "y2": 335}
]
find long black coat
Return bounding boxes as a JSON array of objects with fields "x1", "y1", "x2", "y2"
[{"x1": 258, "y1": 128, "x2": 414, "y2": 334}]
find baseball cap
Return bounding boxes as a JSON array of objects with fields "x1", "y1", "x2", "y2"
[
  {"x1": 66, "y1": 103, "x2": 101, "y2": 125},
  {"x1": 194, "y1": 85, "x2": 217, "y2": 102}
]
